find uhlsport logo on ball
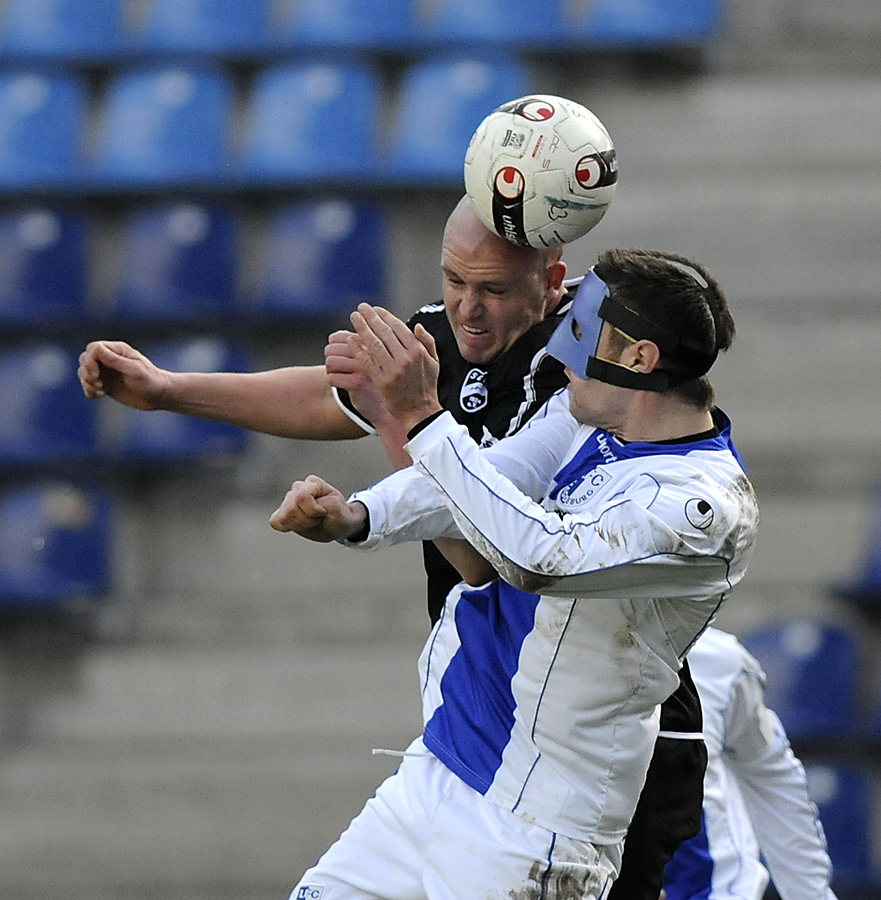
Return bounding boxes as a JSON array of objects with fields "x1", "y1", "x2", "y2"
[{"x1": 464, "y1": 94, "x2": 618, "y2": 248}]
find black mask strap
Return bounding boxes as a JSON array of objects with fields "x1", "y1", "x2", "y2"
[{"x1": 594, "y1": 297, "x2": 718, "y2": 391}]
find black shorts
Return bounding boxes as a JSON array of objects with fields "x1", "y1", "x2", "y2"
[{"x1": 606, "y1": 734, "x2": 707, "y2": 900}]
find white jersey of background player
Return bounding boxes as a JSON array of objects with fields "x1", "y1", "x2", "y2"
[{"x1": 663, "y1": 627, "x2": 838, "y2": 900}]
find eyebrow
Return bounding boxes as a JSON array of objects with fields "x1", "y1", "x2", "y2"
[{"x1": 442, "y1": 267, "x2": 512, "y2": 291}]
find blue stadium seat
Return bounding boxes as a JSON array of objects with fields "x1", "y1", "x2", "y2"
[
  {"x1": 0, "y1": 0, "x2": 125, "y2": 60},
  {"x1": 568, "y1": 0, "x2": 723, "y2": 45},
  {"x1": 256, "y1": 200, "x2": 385, "y2": 318},
  {"x1": 804, "y1": 763, "x2": 878, "y2": 889},
  {"x1": 0, "y1": 70, "x2": 86, "y2": 190},
  {"x1": 92, "y1": 65, "x2": 233, "y2": 186},
  {"x1": 741, "y1": 619, "x2": 860, "y2": 740},
  {"x1": 386, "y1": 57, "x2": 531, "y2": 180},
  {"x1": 0, "y1": 480, "x2": 112, "y2": 608},
  {"x1": 113, "y1": 202, "x2": 239, "y2": 322},
  {"x1": 0, "y1": 207, "x2": 88, "y2": 323},
  {"x1": 242, "y1": 61, "x2": 382, "y2": 180},
  {"x1": 110, "y1": 338, "x2": 250, "y2": 461},
  {"x1": 426, "y1": 0, "x2": 565, "y2": 45},
  {"x1": 0, "y1": 344, "x2": 98, "y2": 463},
  {"x1": 137, "y1": 0, "x2": 271, "y2": 53},
  {"x1": 284, "y1": 0, "x2": 418, "y2": 49}
]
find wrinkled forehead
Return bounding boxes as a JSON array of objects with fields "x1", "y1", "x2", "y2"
[{"x1": 441, "y1": 232, "x2": 547, "y2": 289}]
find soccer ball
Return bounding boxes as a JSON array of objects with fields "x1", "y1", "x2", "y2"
[{"x1": 464, "y1": 94, "x2": 618, "y2": 249}]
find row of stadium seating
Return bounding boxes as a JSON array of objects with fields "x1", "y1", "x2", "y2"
[
  {"x1": 0, "y1": 201, "x2": 385, "y2": 324},
  {"x1": 1, "y1": 57, "x2": 534, "y2": 192},
  {"x1": 0, "y1": 0, "x2": 722, "y2": 60}
]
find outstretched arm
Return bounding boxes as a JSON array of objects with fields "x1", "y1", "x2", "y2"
[{"x1": 78, "y1": 340, "x2": 365, "y2": 440}]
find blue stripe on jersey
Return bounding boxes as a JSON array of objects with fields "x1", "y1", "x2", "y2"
[
  {"x1": 549, "y1": 409, "x2": 742, "y2": 504},
  {"x1": 663, "y1": 813, "x2": 713, "y2": 900},
  {"x1": 422, "y1": 580, "x2": 541, "y2": 795}
]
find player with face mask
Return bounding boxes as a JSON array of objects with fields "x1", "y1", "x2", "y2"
[{"x1": 271, "y1": 247, "x2": 759, "y2": 900}]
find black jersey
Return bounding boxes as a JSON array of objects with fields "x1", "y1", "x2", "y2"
[{"x1": 336, "y1": 293, "x2": 571, "y2": 622}]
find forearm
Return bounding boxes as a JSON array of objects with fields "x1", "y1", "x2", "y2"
[
  {"x1": 160, "y1": 366, "x2": 365, "y2": 440},
  {"x1": 372, "y1": 411, "x2": 413, "y2": 470}
]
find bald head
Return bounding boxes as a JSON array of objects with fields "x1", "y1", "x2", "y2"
[{"x1": 444, "y1": 196, "x2": 563, "y2": 270}]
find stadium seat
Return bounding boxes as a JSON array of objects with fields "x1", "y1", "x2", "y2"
[
  {"x1": 0, "y1": 480, "x2": 112, "y2": 608},
  {"x1": 242, "y1": 61, "x2": 382, "y2": 180},
  {"x1": 568, "y1": 0, "x2": 723, "y2": 45},
  {"x1": 0, "y1": 0, "x2": 125, "y2": 60},
  {"x1": 741, "y1": 619, "x2": 860, "y2": 740},
  {"x1": 0, "y1": 344, "x2": 98, "y2": 463},
  {"x1": 91, "y1": 64, "x2": 233, "y2": 186},
  {"x1": 426, "y1": 0, "x2": 565, "y2": 45},
  {"x1": 804, "y1": 763, "x2": 878, "y2": 889},
  {"x1": 256, "y1": 200, "x2": 385, "y2": 318},
  {"x1": 0, "y1": 70, "x2": 86, "y2": 190},
  {"x1": 284, "y1": 0, "x2": 418, "y2": 49},
  {"x1": 137, "y1": 0, "x2": 271, "y2": 54},
  {"x1": 386, "y1": 57, "x2": 531, "y2": 180},
  {"x1": 113, "y1": 202, "x2": 239, "y2": 322},
  {"x1": 109, "y1": 338, "x2": 250, "y2": 461},
  {"x1": 0, "y1": 207, "x2": 88, "y2": 323}
]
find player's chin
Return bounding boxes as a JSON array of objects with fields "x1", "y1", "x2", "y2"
[{"x1": 455, "y1": 331, "x2": 498, "y2": 365}]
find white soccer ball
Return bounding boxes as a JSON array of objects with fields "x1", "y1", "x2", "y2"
[{"x1": 464, "y1": 94, "x2": 618, "y2": 249}]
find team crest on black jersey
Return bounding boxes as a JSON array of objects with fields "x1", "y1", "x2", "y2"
[{"x1": 460, "y1": 368, "x2": 488, "y2": 412}]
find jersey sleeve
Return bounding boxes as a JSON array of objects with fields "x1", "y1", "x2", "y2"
[
  {"x1": 331, "y1": 385, "x2": 375, "y2": 435},
  {"x1": 347, "y1": 391, "x2": 574, "y2": 548},
  {"x1": 723, "y1": 659, "x2": 838, "y2": 900}
]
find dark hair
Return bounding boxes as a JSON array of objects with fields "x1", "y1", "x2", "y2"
[{"x1": 593, "y1": 248, "x2": 734, "y2": 409}]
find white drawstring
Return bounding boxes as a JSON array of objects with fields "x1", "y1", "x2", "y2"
[{"x1": 371, "y1": 747, "x2": 430, "y2": 758}]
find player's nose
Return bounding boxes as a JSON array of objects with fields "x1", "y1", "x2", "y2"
[{"x1": 457, "y1": 289, "x2": 485, "y2": 321}]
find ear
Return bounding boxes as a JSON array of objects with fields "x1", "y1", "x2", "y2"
[
  {"x1": 623, "y1": 339, "x2": 662, "y2": 374},
  {"x1": 544, "y1": 258, "x2": 568, "y2": 311}
]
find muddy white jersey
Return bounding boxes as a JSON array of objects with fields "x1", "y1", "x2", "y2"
[{"x1": 349, "y1": 404, "x2": 759, "y2": 843}]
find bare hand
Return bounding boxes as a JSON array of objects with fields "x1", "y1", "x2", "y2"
[
  {"x1": 77, "y1": 341, "x2": 170, "y2": 410},
  {"x1": 348, "y1": 304, "x2": 442, "y2": 433},
  {"x1": 269, "y1": 475, "x2": 367, "y2": 543},
  {"x1": 324, "y1": 330, "x2": 388, "y2": 425}
]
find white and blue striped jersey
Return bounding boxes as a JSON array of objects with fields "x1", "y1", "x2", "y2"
[
  {"x1": 664, "y1": 627, "x2": 838, "y2": 900},
  {"x1": 349, "y1": 397, "x2": 759, "y2": 844}
]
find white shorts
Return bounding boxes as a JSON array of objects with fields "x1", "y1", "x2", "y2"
[{"x1": 289, "y1": 740, "x2": 619, "y2": 900}]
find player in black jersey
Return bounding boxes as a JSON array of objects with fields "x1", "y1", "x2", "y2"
[{"x1": 78, "y1": 195, "x2": 704, "y2": 900}]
